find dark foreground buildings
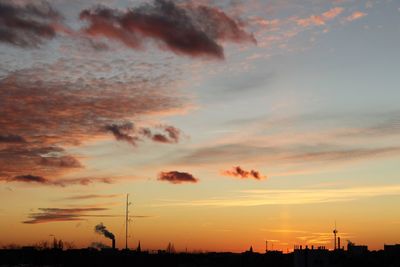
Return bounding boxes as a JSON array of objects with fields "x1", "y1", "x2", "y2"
[{"x1": 0, "y1": 244, "x2": 399, "y2": 267}]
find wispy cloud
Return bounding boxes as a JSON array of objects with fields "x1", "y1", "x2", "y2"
[
  {"x1": 23, "y1": 207, "x2": 109, "y2": 224},
  {"x1": 259, "y1": 228, "x2": 354, "y2": 245},
  {"x1": 170, "y1": 111, "x2": 400, "y2": 176},
  {"x1": 2, "y1": 175, "x2": 113, "y2": 187},
  {"x1": 174, "y1": 143, "x2": 400, "y2": 167},
  {"x1": 295, "y1": 231, "x2": 353, "y2": 245},
  {"x1": 296, "y1": 7, "x2": 344, "y2": 27},
  {"x1": 261, "y1": 229, "x2": 307, "y2": 234},
  {"x1": 61, "y1": 194, "x2": 122, "y2": 201},
  {"x1": 156, "y1": 185, "x2": 400, "y2": 207},
  {"x1": 23, "y1": 206, "x2": 152, "y2": 224}
]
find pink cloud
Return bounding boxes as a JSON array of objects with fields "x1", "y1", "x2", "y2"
[
  {"x1": 322, "y1": 7, "x2": 344, "y2": 19},
  {"x1": 346, "y1": 11, "x2": 367, "y2": 21},
  {"x1": 296, "y1": 7, "x2": 344, "y2": 27}
]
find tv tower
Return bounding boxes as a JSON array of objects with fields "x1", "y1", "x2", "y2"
[
  {"x1": 333, "y1": 221, "x2": 338, "y2": 250},
  {"x1": 125, "y1": 194, "x2": 132, "y2": 250}
]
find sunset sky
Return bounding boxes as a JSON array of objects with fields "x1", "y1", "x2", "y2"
[{"x1": 1, "y1": 0, "x2": 400, "y2": 253}]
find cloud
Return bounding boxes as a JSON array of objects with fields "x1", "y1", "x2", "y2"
[
  {"x1": 156, "y1": 184, "x2": 400, "y2": 207},
  {"x1": 297, "y1": 15, "x2": 326, "y2": 27},
  {"x1": 0, "y1": 134, "x2": 26, "y2": 143},
  {"x1": 11, "y1": 175, "x2": 49, "y2": 184},
  {"x1": 0, "y1": 62, "x2": 186, "y2": 184},
  {"x1": 222, "y1": 166, "x2": 266, "y2": 180},
  {"x1": 171, "y1": 111, "x2": 400, "y2": 170},
  {"x1": 346, "y1": 11, "x2": 367, "y2": 21},
  {"x1": 79, "y1": 0, "x2": 255, "y2": 59},
  {"x1": 23, "y1": 206, "x2": 152, "y2": 224},
  {"x1": 149, "y1": 125, "x2": 181, "y2": 144},
  {"x1": 105, "y1": 123, "x2": 182, "y2": 145},
  {"x1": 282, "y1": 147, "x2": 400, "y2": 162},
  {"x1": 175, "y1": 142, "x2": 400, "y2": 167},
  {"x1": 2, "y1": 175, "x2": 113, "y2": 187},
  {"x1": 322, "y1": 7, "x2": 344, "y2": 19},
  {"x1": 38, "y1": 155, "x2": 82, "y2": 168},
  {"x1": 0, "y1": 1, "x2": 61, "y2": 47},
  {"x1": 105, "y1": 123, "x2": 139, "y2": 146},
  {"x1": 0, "y1": 145, "x2": 84, "y2": 184},
  {"x1": 23, "y1": 207, "x2": 109, "y2": 224},
  {"x1": 61, "y1": 194, "x2": 121, "y2": 201},
  {"x1": 158, "y1": 171, "x2": 199, "y2": 184},
  {"x1": 296, "y1": 7, "x2": 344, "y2": 27}
]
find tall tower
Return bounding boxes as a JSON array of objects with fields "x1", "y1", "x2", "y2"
[
  {"x1": 333, "y1": 222, "x2": 338, "y2": 250},
  {"x1": 125, "y1": 194, "x2": 131, "y2": 250}
]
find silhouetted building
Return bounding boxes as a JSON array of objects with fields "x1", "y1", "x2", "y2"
[
  {"x1": 347, "y1": 241, "x2": 368, "y2": 255},
  {"x1": 384, "y1": 244, "x2": 400, "y2": 253},
  {"x1": 294, "y1": 245, "x2": 330, "y2": 267}
]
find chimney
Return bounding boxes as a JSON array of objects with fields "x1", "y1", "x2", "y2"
[
  {"x1": 112, "y1": 238, "x2": 115, "y2": 250},
  {"x1": 338, "y1": 237, "x2": 341, "y2": 250}
]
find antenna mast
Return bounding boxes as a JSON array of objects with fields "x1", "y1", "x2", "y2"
[{"x1": 125, "y1": 194, "x2": 130, "y2": 250}]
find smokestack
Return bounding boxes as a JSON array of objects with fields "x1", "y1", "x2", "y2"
[
  {"x1": 95, "y1": 223, "x2": 116, "y2": 250},
  {"x1": 338, "y1": 237, "x2": 341, "y2": 250}
]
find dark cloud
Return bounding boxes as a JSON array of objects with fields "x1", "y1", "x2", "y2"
[
  {"x1": 1, "y1": 175, "x2": 112, "y2": 187},
  {"x1": 149, "y1": 125, "x2": 181, "y2": 143},
  {"x1": 0, "y1": 134, "x2": 26, "y2": 143},
  {"x1": 23, "y1": 207, "x2": 109, "y2": 224},
  {"x1": 105, "y1": 123, "x2": 139, "y2": 146},
  {"x1": 105, "y1": 123, "x2": 182, "y2": 145},
  {"x1": 80, "y1": 0, "x2": 255, "y2": 59},
  {"x1": 0, "y1": 1, "x2": 61, "y2": 47},
  {"x1": 222, "y1": 166, "x2": 266, "y2": 180},
  {"x1": 163, "y1": 125, "x2": 180, "y2": 143},
  {"x1": 24, "y1": 208, "x2": 152, "y2": 224},
  {"x1": 11, "y1": 174, "x2": 49, "y2": 184},
  {"x1": 158, "y1": 171, "x2": 199, "y2": 184}
]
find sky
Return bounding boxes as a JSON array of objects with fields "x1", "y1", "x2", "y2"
[{"x1": 0, "y1": 0, "x2": 400, "y2": 253}]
